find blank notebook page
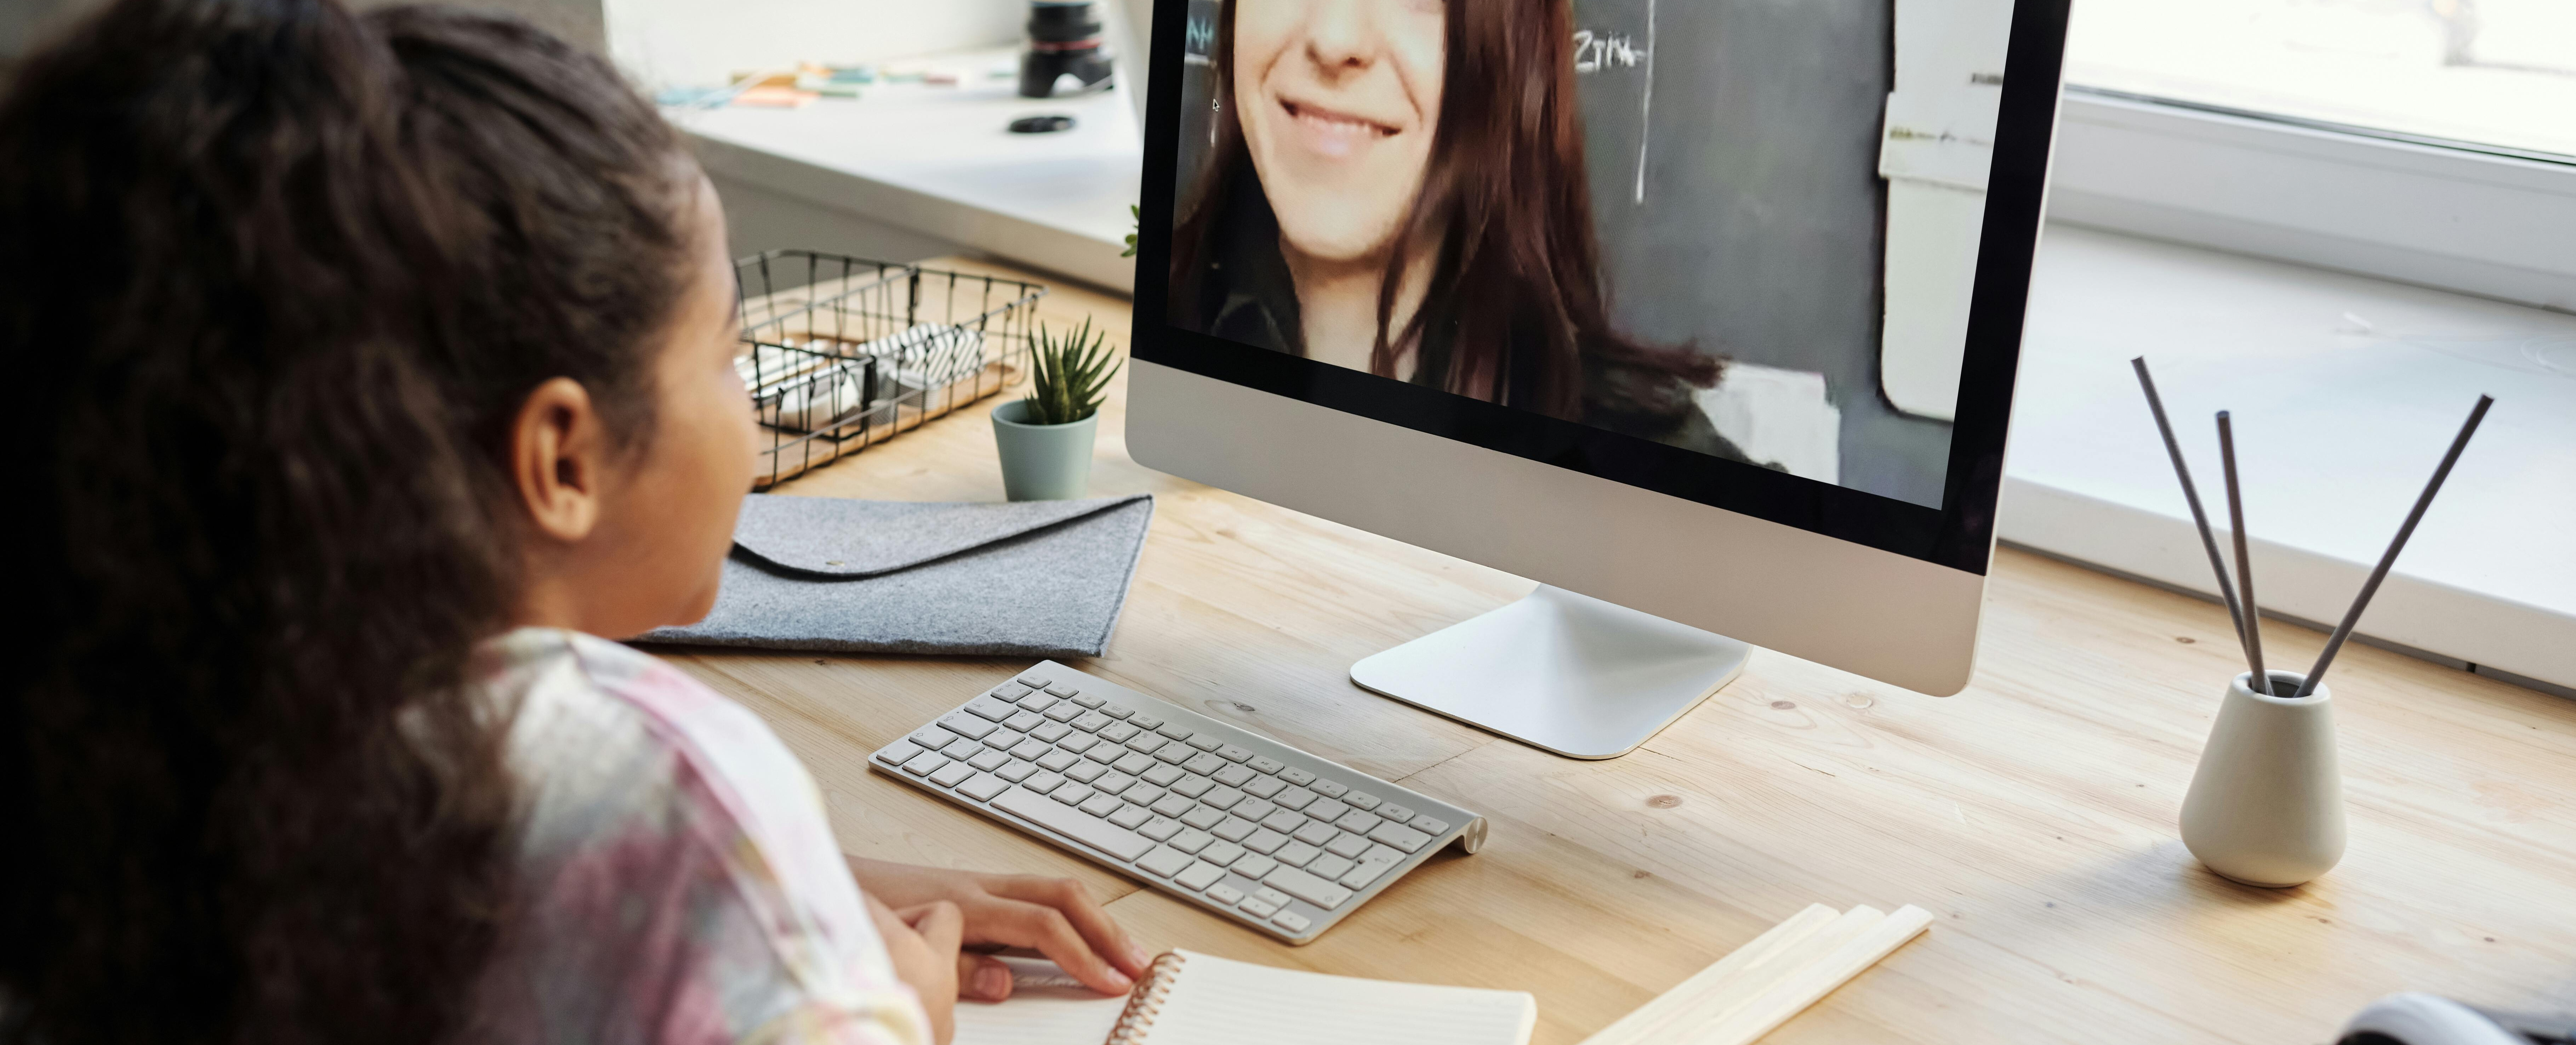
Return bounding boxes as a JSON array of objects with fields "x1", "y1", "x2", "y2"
[{"x1": 1142, "y1": 950, "x2": 1536, "y2": 1045}]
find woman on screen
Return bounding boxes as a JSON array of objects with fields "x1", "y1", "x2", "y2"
[{"x1": 1171, "y1": 0, "x2": 1755, "y2": 461}]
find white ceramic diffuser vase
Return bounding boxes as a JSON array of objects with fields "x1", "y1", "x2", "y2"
[{"x1": 2179, "y1": 670, "x2": 2346, "y2": 887}]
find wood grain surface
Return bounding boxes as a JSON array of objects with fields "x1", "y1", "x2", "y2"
[{"x1": 653, "y1": 257, "x2": 2576, "y2": 1045}]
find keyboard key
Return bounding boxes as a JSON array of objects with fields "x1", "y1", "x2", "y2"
[
  {"x1": 1368, "y1": 823, "x2": 1434, "y2": 853},
  {"x1": 1051, "y1": 783, "x2": 1095, "y2": 806},
  {"x1": 1323, "y1": 832, "x2": 1370, "y2": 859},
  {"x1": 1113, "y1": 752, "x2": 1157, "y2": 775},
  {"x1": 1182, "y1": 752, "x2": 1228, "y2": 776},
  {"x1": 1238, "y1": 897, "x2": 1280, "y2": 919},
  {"x1": 1071, "y1": 693, "x2": 1105, "y2": 709},
  {"x1": 1213, "y1": 764, "x2": 1255, "y2": 787},
  {"x1": 1020, "y1": 695, "x2": 1060, "y2": 715},
  {"x1": 1309, "y1": 779, "x2": 1348, "y2": 799},
  {"x1": 1005, "y1": 710, "x2": 1046, "y2": 732},
  {"x1": 1360, "y1": 844, "x2": 1406, "y2": 866},
  {"x1": 1016, "y1": 674, "x2": 1052, "y2": 690},
  {"x1": 1174, "y1": 861, "x2": 1226, "y2": 891},
  {"x1": 902, "y1": 754, "x2": 950, "y2": 777},
  {"x1": 1199, "y1": 840, "x2": 1246, "y2": 867},
  {"x1": 1099, "y1": 722, "x2": 1140, "y2": 744},
  {"x1": 968, "y1": 749, "x2": 1010, "y2": 772},
  {"x1": 1273, "y1": 788, "x2": 1317, "y2": 812},
  {"x1": 1156, "y1": 725, "x2": 1193, "y2": 741},
  {"x1": 1138, "y1": 816, "x2": 1182, "y2": 842},
  {"x1": 1128, "y1": 714, "x2": 1164, "y2": 731},
  {"x1": 1206, "y1": 882, "x2": 1246, "y2": 905},
  {"x1": 1011, "y1": 738, "x2": 1052, "y2": 760},
  {"x1": 1044, "y1": 685, "x2": 1079, "y2": 699},
  {"x1": 1410, "y1": 814, "x2": 1449, "y2": 834},
  {"x1": 1335, "y1": 811, "x2": 1383, "y2": 835},
  {"x1": 938, "y1": 713, "x2": 997, "y2": 740},
  {"x1": 992, "y1": 683, "x2": 1033, "y2": 702},
  {"x1": 1243, "y1": 829, "x2": 1290, "y2": 854},
  {"x1": 1094, "y1": 772, "x2": 1136, "y2": 795},
  {"x1": 1249, "y1": 756, "x2": 1286, "y2": 775},
  {"x1": 984, "y1": 729, "x2": 1027, "y2": 751},
  {"x1": 1275, "y1": 841, "x2": 1321, "y2": 867},
  {"x1": 996, "y1": 760, "x2": 1038, "y2": 782},
  {"x1": 1083, "y1": 744, "x2": 1121, "y2": 764},
  {"x1": 1031, "y1": 722, "x2": 1071, "y2": 743},
  {"x1": 1242, "y1": 776, "x2": 1286, "y2": 799},
  {"x1": 930, "y1": 761, "x2": 976, "y2": 788},
  {"x1": 1064, "y1": 761, "x2": 1105, "y2": 783},
  {"x1": 1170, "y1": 775, "x2": 1214, "y2": 798},
  {"x1": 1107, "y1": 804, "x2": 1153, "y2": 829},
  {"x1": 1185, "y1": 734, "x2": 1224, "y2": 752},
  {"x1": 1141, "y1": 763, "x2": 1184, "y2": 786},
  {"x1": 1179, "y1": 805, "x2": 1225, "y2": 830},
  {"x1": 1339, "y1": 862, "x2": 1390, "y2": 890},
  {"x1": 1378, "y1": 803, "x2": 1414, "y2": 823},
  {"x1": 1278, "y1": 767, "x2": 1316, "y2": 787},
  {"x1": 964, "y1": 696, "x2": 1016, "y2": 722},
  {"x1": 1150, "y1": 795, "x2": 1195, "y2": 817},
  {"x1": 1201, "y1": 787, "x2": 1244, "y2": 811},
  {"x1": 1125, "y1": 734, "x2": 1168, "y2": 756},
  {"x1": 957, "y1": 773, "x2": 1010, "y2": 802},
  {"x1": 1056, "y1": 733, "x2": 1097, "y2": 755},
  {"x1": 1072, "y1": 711, "x2": 1113, "y2": 732},
  {"x1": 1272, "y1": 911, "x2": 1313, "y2": 933},
  {"x1": 1216, "y1": 744, "x2": 1254, "y2": 763},
  {"x1": 1135, "y1": 846, "x2": 1193, "y2": 878},
  {"x1": 873, "y1": 742, "x2": 924, "y2": 767},
  {"x1": 1101, "y1": 704, "x2": 1135, "y2": 720},
  {"x1": 1342, "y1": 791, "x2": 1381, "y2": 812},
  {"x1": 1152, "y1": 744, "x2": 1192, "y2": 765},
  {"x1": 1044, "y1": 703, "x2": 1083, "y2": 723},
  {"x1": 1264, "y1": 866, "x2": 1353, "y2": 909},
  {"x1": 1124, "y1": 784, "x2": 1168, "y2": 806},
  {"x1": 1253, "y1": 886, "x2": 1294, "y2": 908},
  {"x1": 991, "y1": 787, "x2": 1152, "y2": 862},
  {"x1": 1305, "y1": 799, "x2": 1350, "y2": 823},
  {"x1": 1037, "y1": 750, "x2": 1078, "y2": 772},
  {"x1": 907, "y1": 728, "x2": 952, "y2": 750},
  {"x1": 1233, "y1": 798, "x2": 1278, "y2": 822},
  {"x1": 1211, "y1": 816, "x2": 1258, "y2": 842},
  {"x1": 1260, "y1": 810, "x2": 1306, "y2": 834},
  {"x1": 940, "y1": 738, "x2": 981, "y2": 760},
  {"x1": 1024, "y1": 771, "x2": 1064, "y2": 794},
  {"x1": 1232, "y1": 854, "x2": 1280, "y2": 880},
  {"x1": 1169, "y1": 828, "x2": 1215, "y2": 854},
  {"x1": 1292, "y1": 821, "x2": 1337, "y2": 846},
  {"x1": 1079, "y1": 794, "x2": 1123, "y2": 818},
  {"x1": 1307, "y1": 854, "x2": 1356, "y2": 880}
]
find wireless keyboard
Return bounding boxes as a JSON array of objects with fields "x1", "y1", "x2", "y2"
[{"x1": 869, "y1": 662, "x2": 1487, "y2": 944}]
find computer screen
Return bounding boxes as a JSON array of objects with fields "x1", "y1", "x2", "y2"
[{"x1": 1153, "y1": 0, "x2": 2041, "y2": 517}]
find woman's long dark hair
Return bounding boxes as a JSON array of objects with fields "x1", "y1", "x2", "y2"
[
  {"x1": 1171, "y1": 0, "x2": 1718, "y2": 422},
  {"x1": 0, "y1": 1, "x2": 693, "y2": 1042}
]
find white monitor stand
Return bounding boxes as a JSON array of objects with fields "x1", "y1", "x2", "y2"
[{"x1": 1350, "y1": 585, "x2": 1750, "y2": 760}]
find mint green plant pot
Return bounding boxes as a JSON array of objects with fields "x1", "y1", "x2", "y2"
[{"x1": 992, "y1": 398, "x2": 1099, "y2": 501}]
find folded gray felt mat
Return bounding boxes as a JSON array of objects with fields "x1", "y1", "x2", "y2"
[{"x1": 637, "y1": 493, "x2": 1154, "y2": 657}]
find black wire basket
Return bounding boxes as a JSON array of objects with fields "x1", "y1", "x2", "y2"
[{"x1": 734, "y1": 250, "x2": 1046, "y2": 489}]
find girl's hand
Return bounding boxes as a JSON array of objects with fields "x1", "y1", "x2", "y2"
[
  {"x1": 865, "y1": 892, "x2": 962, "y2": 1045},
  {"x1": 848, "y1": 857, "x2": 1153, "y2": 1000}
]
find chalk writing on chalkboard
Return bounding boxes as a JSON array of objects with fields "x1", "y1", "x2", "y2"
[{"x1": 1572, "y1": 30, "x2": 1644, "y2": 73}]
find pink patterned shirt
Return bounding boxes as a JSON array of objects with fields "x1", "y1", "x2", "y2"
[{"x1": 469, "y1": 627, "x2": 931, "y2": 1045}]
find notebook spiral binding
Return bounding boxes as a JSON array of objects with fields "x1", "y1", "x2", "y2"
[{"x1": 1105, "y1": 952, "x2": 1190, "y2": 1045}]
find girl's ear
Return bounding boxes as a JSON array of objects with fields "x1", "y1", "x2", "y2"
[{"x1": 510, "y1": 377, "x2": 606, "y2": 543}]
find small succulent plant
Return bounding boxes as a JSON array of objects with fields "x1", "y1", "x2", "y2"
[{"x1": 1023, "y1": 317, "x2": 1121, "y2": 425}]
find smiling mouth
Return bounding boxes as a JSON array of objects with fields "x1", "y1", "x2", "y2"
[{"x1": 1282, "y1": 99, "x2": 1400, "y2": 137}]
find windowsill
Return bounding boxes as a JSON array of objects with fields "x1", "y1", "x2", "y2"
[{"x1": 2004, "y1": 223, "x2": 2576, "y2": 695}]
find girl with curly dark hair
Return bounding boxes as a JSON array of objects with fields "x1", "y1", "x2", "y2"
[{"x1": 0, "y1": 2, "x2": 1149, "y2": 1043}]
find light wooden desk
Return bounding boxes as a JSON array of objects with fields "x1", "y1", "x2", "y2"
[{"x1": 663, "y1": 260, "x2": 2576, "y2": 1044}]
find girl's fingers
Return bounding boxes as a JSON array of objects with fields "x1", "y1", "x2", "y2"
[
  {"x1": 900, "y1": 901, "x2": 965, "y2": 959},
  {"x1": 969, "y1": 896, "x2": 1134, "y2": 996},
  {"x1": 957, "y1": 952, "x2": 1014, "y2": 1002},
  {"x1": 983, "y1": 875, "x2": 1154, "y2": 979}
]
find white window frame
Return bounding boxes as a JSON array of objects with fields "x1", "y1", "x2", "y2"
[{"x1": 2046, "y1": 86, "x2": 2576, "y2": 313}]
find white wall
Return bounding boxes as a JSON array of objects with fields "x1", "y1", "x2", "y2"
[{"x1": 605, "y1": 0, "x2": 1023, "y2": 90}]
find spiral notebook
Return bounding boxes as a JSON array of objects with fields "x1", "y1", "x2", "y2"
[{"x1": 955, "y1": 952, "x2": 1537, "y2": 1045}]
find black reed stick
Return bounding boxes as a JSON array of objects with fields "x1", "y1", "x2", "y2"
[
  {"x1": 2215, "y1": 411, "x2": 2270, "y2": 695},
  {"x1": 2131, "y1": 358, "x2": 2252, "y2": 658},
  {"x1": 2294, "y1": 394, "x2": 2496, "y2": 697}
]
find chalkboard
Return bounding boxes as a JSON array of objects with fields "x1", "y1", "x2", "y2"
[{"x1": 1572, "y1": 0, "x2": 1951, "y2": 506}]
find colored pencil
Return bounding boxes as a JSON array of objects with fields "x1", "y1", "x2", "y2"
[
  {"x1": 2296, "y1": 395, "x2": 2496, "y2": 697},
  {"x1": 2130, "y1": 358, "x2": 2252, "y2": 657},
  {"x1": 2215, "y1": 411, "x2": 2270, "y2": 695}
]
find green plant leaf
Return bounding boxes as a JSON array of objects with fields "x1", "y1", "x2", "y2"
[{"x1": 1023, "y1": 316, "x2": 1123, "y2": 425}]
